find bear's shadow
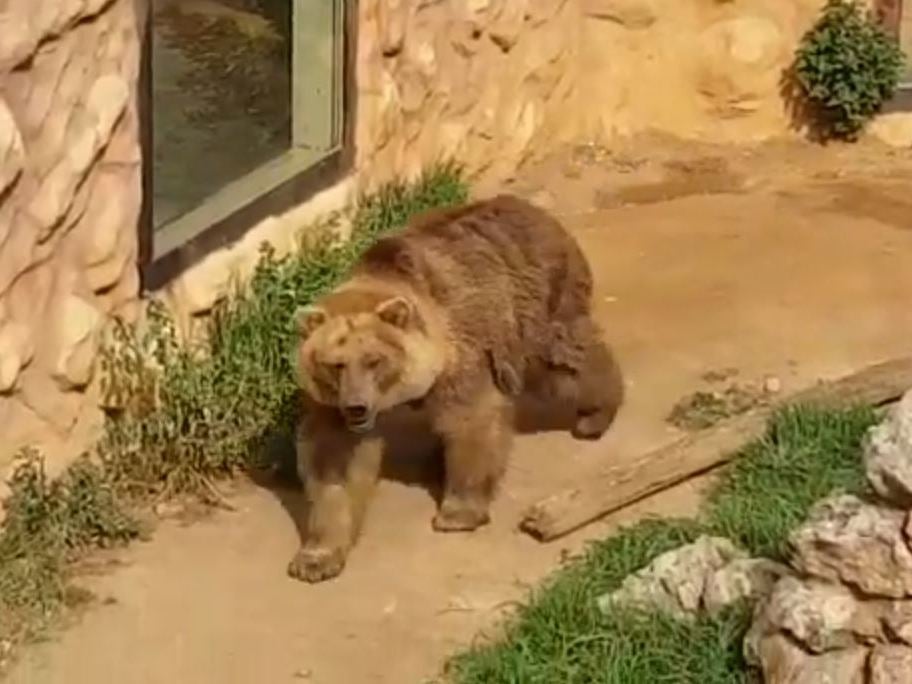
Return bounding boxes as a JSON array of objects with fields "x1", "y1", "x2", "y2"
[{"x1": 254, "y1": 392, "x2": 578, "y2": 546}]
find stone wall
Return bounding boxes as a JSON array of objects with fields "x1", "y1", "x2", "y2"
[
  {"x1": 0, "y1": 0, "x2": 142, "y2": 477},
  {"x1": 353, "y1": 0, "x2": 837, "y2": 187},
  {"x1": 0, "y1": 0, "x2": 891, "y2": 479}
]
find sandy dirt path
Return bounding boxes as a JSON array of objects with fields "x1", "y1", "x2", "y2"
[{"x1": 8, "y1": 138, "x2": 912, "y2": 684}]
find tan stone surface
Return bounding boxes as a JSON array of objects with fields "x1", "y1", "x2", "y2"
[
  {"x1": 354, "y1": 0, "x2": 831, "y2": 189},
  {"x1": 0, "y1": 0, "x2": 142, "y2": 472}
]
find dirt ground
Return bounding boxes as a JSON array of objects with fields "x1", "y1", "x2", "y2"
[{"x1": 9, "y1": 135, "x2": 912, "y2": 683}]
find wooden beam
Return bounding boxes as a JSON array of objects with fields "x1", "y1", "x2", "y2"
[{"x1": 519, "y1": 357, "x2": 912, "y2": 542}]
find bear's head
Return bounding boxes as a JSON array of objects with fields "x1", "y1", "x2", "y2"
[{"x1": 294, "y1": 289, "x2": 444, "y2": 433}]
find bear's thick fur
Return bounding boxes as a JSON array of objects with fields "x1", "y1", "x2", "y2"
[{"x1": 289, "y1": 194, "x2": 623, "y2": 582}]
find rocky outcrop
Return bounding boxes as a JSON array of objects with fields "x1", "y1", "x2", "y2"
[
  {"x1": 596, "y1": 536, "x2": 789, "y2": 619},
  {"x1": 0, "y1": 0, "x2": 142, "y2": 474},
  {"x1": 598, "y1": 390, "x2": 912, "y2": 683},
  {"x1": 748, "y1": 390, "x2": 912, "y2": 683},
  {"x1": 865, "y1": 389, "x2": 912, "y2": 507}
]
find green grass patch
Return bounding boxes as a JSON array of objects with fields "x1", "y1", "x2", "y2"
[
  {"x1": 705, "y1": 404, "x2": 875, "y2": 559},
  {"x1": 447, "y1": 404, "x2": 878, "y2": 683},
  {"x1": 0, "y1": 163, "x2": 468, "y2": 657}
]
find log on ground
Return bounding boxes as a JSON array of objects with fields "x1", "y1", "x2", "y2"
[{"x1": 519, "y1": 357, "x2": 912, "y2": 542}]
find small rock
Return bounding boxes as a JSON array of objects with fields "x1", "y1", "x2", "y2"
[
  {"x1": 703, "y1": 558, "x2": 790, "y2": 614},
  {"x1": 597, "y1": 536, "x2": 746, "y2": 619},
  {"x1": 869, "y1": 644, "x2": 912, "y2": 684},
  {"x1": 758, "y1": 576, "x2": 880, "y2": 654},
  {"x1": 529, "y1": 189, "x2": 556, "y2": 210},
  {"x1": 751, "y1": 633, "x2": 867, "y2": 684},
  {"x1": 293, "y1": 668, "x2": 313, "y2": 679},
  {"x1": 789, "y1": 495, "x2": 912, "y2": 599},
  {"x1": 763, "y1": 375, "x2": 782, "y2": 394},
  {"x1": 864, "y1": 389, "x2": 912, "y2": 507},
  {"x1": 153, "y1": 501, "x2": 185, "y2": 519}
]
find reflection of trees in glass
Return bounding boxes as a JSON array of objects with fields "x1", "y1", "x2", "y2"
[
  {"x1": 155, "y1": 1, "x2": 291, "y2": 146},
  {"x1": 150, "y1": 0, "x2": 295, "y2": 227}
]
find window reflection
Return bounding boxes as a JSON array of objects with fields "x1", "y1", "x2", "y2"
[
  {"x1": 151, "y1": 0, "x2": 291, "y2": 228},
  {"x1": 902, "y1": 4, "x2": 912, "y2": 83}
]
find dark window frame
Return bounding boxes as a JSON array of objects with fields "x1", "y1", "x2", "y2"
[{"x1": 137, "y1": 0, "x2": 359, "y2": 291}]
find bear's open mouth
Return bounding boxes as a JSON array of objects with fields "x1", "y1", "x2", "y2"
[
  {"x1": 341, "y1": 407, "x2": 376, "y2": 433},
  {"x1": 345, "y1": 417, "x2": 375, "y2": 433}
]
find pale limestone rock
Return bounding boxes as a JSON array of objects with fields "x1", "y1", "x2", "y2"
[
  {"x1": 377, "y1": 0, "x2": 409, "y2": 56},
  {"x1": 864, "y1": 390, "x2": 912, "y2": 507},
  {"x1": 27, "y1": 158, "x2": 80, "y2": 236},
  {"x1": 703, "y1": 558, "x2": 790, "y2": 614},
  {"x1": 869, "y1": 645, "x2": 912, "y2": 684},
  {"x1": 697, "y1": 16, "x2": 784, "y2": 117},
  {"x1": 53, "y1": 295, "x2": 103, "y2": 390},
  {"x1": 754, "y1": 576, "x2": 881, "y2": 654},
  {"x1": 869, "y1": 113, "x2": 912, "y2": 149},
  {"x1": 396, "y1": 63, "x2": 429, "y2": 114},
  {"x1": 582, "y1": 0, "x2": 657, "y2": 29},
  {"x1": 0, "y1": 7, "x2": 37, "y2": 70},
  {"x1": 465, "y1": 0, "x2": 492, "y2": 15},
  {"x1": 85, "y1": 74, "x2": 129, "y2": 144},
  {"x1": 0, "y1": 322, "x2": 33, "y2": 393},
  {"x1": 0, "y1": 99, "x2": 24, "y2": 195},
  {"x1": 17, "y1": 371, "x2": 81, "y2": 433},
  {"x1": 789, "y1": 495, "x2": 912, "y2": 599},
  {"x1": 489, "y1": 0, "x2": 527, "y2": 52},
  {"x1": 596, "y1": 536, "x2": 746, "y2": 619},
  {"x1": 751, "y1": 633, "x2": 867, "y2": 684},
  {"x1": 883, "y1": 601, "x2": 912, "y2": 645}
]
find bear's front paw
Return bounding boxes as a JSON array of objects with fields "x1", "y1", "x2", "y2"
[
  {"x1": 287, "y1": 545, "x2": 347, "y2": 583},
  {"x1": 432, "y1": 500, "x2": 491, "y2": 532}
]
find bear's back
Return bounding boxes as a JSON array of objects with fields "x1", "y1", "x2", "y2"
[{"x1": 354, "y1": 195, "x2": 593, "y2": 359}]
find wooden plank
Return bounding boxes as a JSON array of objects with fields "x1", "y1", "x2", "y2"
[{"x1": 519, "y1": 357, "x2": 912, "y2": 542}]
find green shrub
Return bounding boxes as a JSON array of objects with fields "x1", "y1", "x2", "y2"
[
  {"x1": 794, "y1": 0, "x2": 905, "y2": 139},
  {"x1": 97, "y1": 162, "x2": 468, "y2": 499}
]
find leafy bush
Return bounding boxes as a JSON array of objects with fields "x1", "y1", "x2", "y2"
[
  {"x1": 793, "y1": 0, "x2": 905, "y2": 139},
  {"x1": 0, "y1": 163, "x2": 468, "y2": 658}
]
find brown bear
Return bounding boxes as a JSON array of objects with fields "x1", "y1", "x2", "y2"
[{"x1": 289, "y1": 194, "x2": 623, "y2": 583}]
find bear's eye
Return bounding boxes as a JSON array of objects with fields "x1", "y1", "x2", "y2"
[
  {"x1": 364, "y1": 355, "x2": 383, "y2": 370},
  {"x1": 328, "y1": 362, "x2": 345, "y2": 374}
]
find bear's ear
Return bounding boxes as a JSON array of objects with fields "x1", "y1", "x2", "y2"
[
  {"x1": 294, "y1": 305, "x2": 328, "y2": 339},
  {"x1": 375, "y1": 296, "x2": 413, "y2": 329}
]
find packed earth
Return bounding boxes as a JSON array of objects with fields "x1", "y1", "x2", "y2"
[{"x1": 8, "y1": 135, "x2": 912, "y2": 683}]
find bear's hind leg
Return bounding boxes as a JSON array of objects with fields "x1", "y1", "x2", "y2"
[
  {"x1": 545, "y1": 318, "x2": 624, "y2": 441},
  {"x1": 572, "y1": 319, "x2": 624, "y2": 440},
  {"x1": 431, "y1": 383, "x2": 513, "y2": 532},
  {"x1": 572, "y1": 334, "x2": 624, "y2": 440}
]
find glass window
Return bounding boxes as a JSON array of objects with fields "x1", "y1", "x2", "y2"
[
  {"x1": 901, "y1": 2, "x2": 912, "y2": 84},
  {"x1": 150, "y1": 0, "x2": 343, "y2": 233}
]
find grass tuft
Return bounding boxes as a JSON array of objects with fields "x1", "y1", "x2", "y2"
[
  {"x1": 0, "y1": 163, "x2": 469, "y2": 658},
  {"x1": 705, "y1": 404, "x2": 876, "y2": 559},
  {"x1": 447, "y1": 404, "x2": 878, "y2": 683}
]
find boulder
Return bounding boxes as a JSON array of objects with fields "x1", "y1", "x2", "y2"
[
  {"x1": 864, "y1": 389, "x2": 912, "y2": 507},
  {"x1": 789, "y1": 495, "x2": 912, "y2": 599}
]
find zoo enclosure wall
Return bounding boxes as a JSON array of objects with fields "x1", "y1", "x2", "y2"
[{"x1": 0, "y1": 0, "x2": 905, "y2": 491}]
